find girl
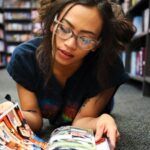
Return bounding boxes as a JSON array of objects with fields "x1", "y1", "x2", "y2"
[{"x1": 4, "y1": 0, "x2": 135, "y2": 149}]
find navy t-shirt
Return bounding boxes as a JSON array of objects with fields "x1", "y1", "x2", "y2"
[{"x1": 7, "y1": 37, "x2": 129, "y2": 127}]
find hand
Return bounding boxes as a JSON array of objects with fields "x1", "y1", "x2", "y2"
[
  {"x1": 0, "y1": 101, "x2": 14, "y2": 114},
  {"x1": 95, "y1": 114, "x2": 120, "y2": 150}
]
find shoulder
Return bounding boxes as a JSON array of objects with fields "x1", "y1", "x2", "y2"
[
  {"x1": 106, "y1": 54, "x2": 129, "y2": 88},
  {"x1": 84, "y1": 54, "x2": 129, "y2": 98},
  {"x1": 13, "y1": 37, "x2": 43, "y2": 56},
  {"x1": 7, "y1": 37, "x2": 43, "y2": 91},
  {"x1": 8, "y1": 37, "x2": 43, "y2": 68},
  {"x1": 109, "y1": 54, "x2": 128, "y2": 77}
]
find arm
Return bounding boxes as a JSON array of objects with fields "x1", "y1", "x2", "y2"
[
  {"x1": 72, "y1": 87, "x2": 119, "y2": 149},
  {"x1": 16, "y1": 83, "x2": 43, "y2": 132}
]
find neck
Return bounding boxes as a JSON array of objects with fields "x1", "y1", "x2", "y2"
[
  {"x1": 53, "y1": 61, "x2": 82, "y2": 86},
  {"x1": 53, "y1": 61, "x2": 82, "y2": 77}
]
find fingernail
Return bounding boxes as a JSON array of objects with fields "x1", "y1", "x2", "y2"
[
  {"x1": 96, "y1": 138, "x2": 105, "y2": 144},
  {"x1": 95, "y1": 135, "x2": 99, "y2": 141}
]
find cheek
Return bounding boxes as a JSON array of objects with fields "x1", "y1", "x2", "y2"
[
  {"x1": 55, "y1": 36, "x2": 90, "y2": 61},
  {"x1": 75, "y1": 50, "x2": 90, "y2": 60},
  {"x1": 55, "y1": 36, "x2": 63, "y2": 47}
]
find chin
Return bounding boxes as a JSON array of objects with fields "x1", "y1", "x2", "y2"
[
  {"x1": 55, "y1": 55, "x2": 73, "y2": 66},
  {"x1": 55, "y1": 50, "x2": 74, "y2": 66}
]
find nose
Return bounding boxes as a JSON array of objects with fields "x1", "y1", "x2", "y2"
[{"x1": 64, "y1": 36, "x2": 77, "y2": 50}]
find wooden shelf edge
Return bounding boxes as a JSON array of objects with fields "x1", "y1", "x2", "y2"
[
  {"x1": 129, "y1": 74, "x2": 144, "y2": 82},
  {"x1": 6, "y1": 41, "x2": 23, "y2": 45},
  {"x1": 0, "y1": 51, "x2": 5, "y2": 53},
  {"x1": 132, "y1": 31, "x2": 149, "y2": 41},
  {"x1": 126, "y1": 0, "x2": 149, "y2": 16},
  {"x1": 5, "y1": 19, "x2": 32, "y2": 23},
  {"x1": 5, "y1": 30, "x2": 31, "y2": 34},
  {"x1": 4, "y1": 8, "x2": 31, "y2": 12},
  {"x1": 145, "y1": 76, "x2": 150, "y2": 83},
  {"x1": 0, "y1": 65, "x2": 6, "y2": 69}
]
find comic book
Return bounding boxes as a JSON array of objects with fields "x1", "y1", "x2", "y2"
[
  {"x1": 0, "y1": 103, "x2": 47, "y2": 150},
  {"x1": 0, "y1": 102, "x2": 110, "y2": 150}
]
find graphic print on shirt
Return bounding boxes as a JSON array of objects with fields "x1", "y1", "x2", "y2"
[
  {"x1": 62, "y1": 103, "x2": 79, "y2": 123},
  {"x1": 39, "y1": 98, "x2": 60, "y2": 119}
]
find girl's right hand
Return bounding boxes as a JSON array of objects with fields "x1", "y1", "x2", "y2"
[{"x1": 0, "y1": 101, "x2": 14, "y2": 114}]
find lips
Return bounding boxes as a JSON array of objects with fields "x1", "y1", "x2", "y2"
[{"x1": 58, "y1": 49, "x2": 74, "y2": 59}]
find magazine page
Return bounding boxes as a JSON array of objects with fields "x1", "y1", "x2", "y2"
[
  {"x1": 96, "y1": 137, "x2": 110, "y2": 150},
  {"x1": 47, "y1": 126, "x2": 96, "y2": 150},
  {"x1": 0, "y1": 102, "x2": 47, "y2": 150},
  {"x1": 47, "y1": 126, "x2": 110, "y2": 150}
]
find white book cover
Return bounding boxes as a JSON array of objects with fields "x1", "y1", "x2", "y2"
[{"x1": 143, "y1": 8, "x2": 150, "y2": 32}]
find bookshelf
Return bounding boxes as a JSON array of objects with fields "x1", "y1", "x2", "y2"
[
  {"x1": 120, "y1": 0, "x2": 150, "y2": 96},
  {"x1": 3, "y1": 0, "x2": 33, "y2": 63},
  {"x1": 0, "y1": 0, "x2": 6, "y2": 68},
  {"x1": 31, "y1": 0, "x2": 41, "y2": 36},
  {"x1": 0, "y1": 0, "x2": 41, "y2": 69}
]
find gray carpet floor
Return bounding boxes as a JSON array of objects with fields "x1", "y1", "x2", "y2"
[{"x1": 0, "y1": 69, "x2": 150, "y2": 150}]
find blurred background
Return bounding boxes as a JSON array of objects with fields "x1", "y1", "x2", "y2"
[{"x1": 0, "y1": 0, "x2": 149, "y2": 149}]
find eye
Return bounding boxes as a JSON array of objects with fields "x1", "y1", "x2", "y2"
[
  {"x1": 58, "y1": 24, "x2": 71, "y2": 34},
  {"x1": 79, "y1": 36, "x2": 92, "y2": 45}
]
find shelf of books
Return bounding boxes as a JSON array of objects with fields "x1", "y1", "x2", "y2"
[
  {"x1": 0, "y1": 0, "x2": 42, "y2": 69},
  {"x1": 121, "y1": 0, "x2": 150, "y2": 96},
  {"x1": 31, "y1": 0, "x2": 42, "y2": 36},
  {"x1": 4, "y1": 0, "x2": 33, "y2": 64},
  {"x1": 0, "y1": 0, "x2": 6, "y2": 69}
]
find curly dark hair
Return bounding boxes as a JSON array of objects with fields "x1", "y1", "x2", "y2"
[{"x1": 36, "y1": 0, "x2": 135, "y2": 88}]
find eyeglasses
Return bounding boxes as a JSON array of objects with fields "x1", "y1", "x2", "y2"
[{"x1": 54, "y1": 19, "x2": 99, "y2": 51}]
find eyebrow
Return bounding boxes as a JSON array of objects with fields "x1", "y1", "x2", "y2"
[{"x1": 63, "y1": 19, "x2": 97, "y2": 36}]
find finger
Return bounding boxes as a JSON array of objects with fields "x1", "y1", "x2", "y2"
[
  {"x1": 107, "y1": 128, "x2": 118, "y2": 150},
  {"x1": 116, "y1": 131, "x2": 120, "y2": 141},
  {"x1": 95, "y1": 124, "x2": 105, "y2": 142},
  {"x1": 0, "y1": 101, "x2": 13, "y2": 113},
  {"x1": 0, "y1": 103, "x2": 5, "y2": 110},
  {"x1": 0, "y1": 104, "x2": 5, "y2": 114}
]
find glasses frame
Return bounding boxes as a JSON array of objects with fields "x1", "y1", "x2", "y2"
[{"x1": 53, "y1": 15, "x2": 100, "y2": 51}]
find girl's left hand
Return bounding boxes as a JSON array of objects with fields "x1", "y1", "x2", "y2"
[{"x1": 95, "y1": 114, "x2": 120, "y2": 150}]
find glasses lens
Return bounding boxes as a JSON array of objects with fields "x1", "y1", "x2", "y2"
[
  {"x1": 56, "y1": 23, "x2": 72, "y2": 40},
  {"x1": 78, "y1": 36, "x2": 97, "y2": 50}
]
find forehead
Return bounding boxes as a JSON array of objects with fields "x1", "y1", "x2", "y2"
[{"x1": 59, "y1": 4, "x2": 103, "y2": 35}]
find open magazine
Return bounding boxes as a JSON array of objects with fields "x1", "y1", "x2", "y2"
[
  {"x1": 0, "y1": 102, "x2": 110, "y2": 150},
  {"x1": 47, "y1": 126, "x2": 110, "y2": 150}
]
